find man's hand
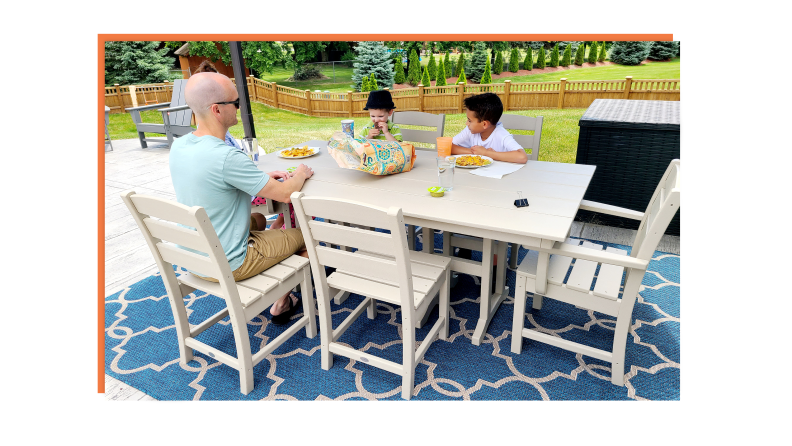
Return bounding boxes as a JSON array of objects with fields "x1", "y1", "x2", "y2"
[
  {"x1": 294, "y1": 164, "x2": 314, "y2": 179},
  {"x1": 268, "y1": 171, "x2": 291, "y2": 181},
  {"x1": 471, "y1": 145, "x2": 491, "y2": 156}
]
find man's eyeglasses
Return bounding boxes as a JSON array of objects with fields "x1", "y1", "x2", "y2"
[{"x1": 215, "y1": 98, "x2": 240, "y2": 109}]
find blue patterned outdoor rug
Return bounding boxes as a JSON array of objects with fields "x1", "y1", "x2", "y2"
[{"x1": 105, "y1": 233, "x2": 679, "y2": 401}]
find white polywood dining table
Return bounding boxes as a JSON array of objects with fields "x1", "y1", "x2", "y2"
[{"x1": 256, "y1": 140, "x2": 596, "y2": 346}]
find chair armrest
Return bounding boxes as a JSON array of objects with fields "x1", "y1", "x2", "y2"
[
  {"x1": 126, "y1": 102, "x2": 172, "y2": 112},
  {"x1": 579, "y1": 200, "x2": 644, "y2": 221},
  {"x1": 158, "y1": 104, "x2": 190, "y2": 113},
  {"x1": 546, "y1": 241, "x2": 649, "y2": 270}
]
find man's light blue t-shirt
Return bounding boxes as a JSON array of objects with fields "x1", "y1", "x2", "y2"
[{"x1": 169, "y1": 133, "x2": 269, "y2": 271}]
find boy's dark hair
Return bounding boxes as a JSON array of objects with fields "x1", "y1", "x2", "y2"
[{"x1": 463, "y1": 92, "x2": 503, "y2": 125}]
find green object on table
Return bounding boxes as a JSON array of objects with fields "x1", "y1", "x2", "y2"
[
  {"x1": 428, "y1": 186, "x2": 445, "y2": 197},
  {"x1": 287, "y1": 167, "x2": 297, "y2": 172}
]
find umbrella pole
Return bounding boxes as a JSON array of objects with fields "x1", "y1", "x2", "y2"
[{"x1": 230, "y1": 41, "x2": 255, "y2": 139}]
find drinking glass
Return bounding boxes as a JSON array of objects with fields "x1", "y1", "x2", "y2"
[
  {"x1": 437, "y1": 156, "x2": 455, "y2": 191},
  {"x1": 436, "y1": 137, "x2": 453, "y2": 157},
  {"x1": 240, "y1": 137, "x2": 259, "y2": 164}
]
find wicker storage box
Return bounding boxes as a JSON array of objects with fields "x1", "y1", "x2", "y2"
[{"x1": 575, "y1": 99, "x2": 680, "y2": 235}]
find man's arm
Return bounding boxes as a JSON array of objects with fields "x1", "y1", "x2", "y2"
[{"x1": 256, "y1": 164, "x2": 314, "y2": 203}]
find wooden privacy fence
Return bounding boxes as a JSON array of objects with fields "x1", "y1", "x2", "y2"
[{"x1": 105, "y1": 75, "x2": 679, "y2": 115}]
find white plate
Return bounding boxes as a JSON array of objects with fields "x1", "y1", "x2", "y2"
[
  {"x1": 455, "y1": 155, "x2": 494, "y2": 169},
  {"x1": 277, "y1": 147, "x2": 320, "y2": 159}
]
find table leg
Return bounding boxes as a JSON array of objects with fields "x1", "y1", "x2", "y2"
[
  {"x1": 470, "y1": 238, "x2": 507, "y2": 346},
  {"x1": 422, "y1": 227, "x2": 434, "y2": 253}
]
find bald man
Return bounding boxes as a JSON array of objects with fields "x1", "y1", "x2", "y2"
[{"x1": 169, "y1": 72, "x2": 314, "y2": 325}]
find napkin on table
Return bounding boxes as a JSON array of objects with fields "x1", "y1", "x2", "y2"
[{"x1": 468, "y1": 161, "x2": 525, "y2": 179}]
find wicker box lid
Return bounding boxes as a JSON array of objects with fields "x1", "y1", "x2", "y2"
[{"x1": 579, "y1": 99, "x2": 680, "y2": 131}]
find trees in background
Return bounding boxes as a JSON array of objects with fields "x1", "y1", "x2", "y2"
[
  {"x1": 105, "y1": 41, "x2": 174, "y2": 85},
  {"x1": 351, "y1": 41, "x2": 394, "y2": 91}
]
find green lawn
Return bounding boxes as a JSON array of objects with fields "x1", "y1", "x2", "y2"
[
  {"x1": 492, "y1": 58, "x2": 680, "y2": 83},
  {"x1": 108, "y1": 103, "x2": 586, "y2": 164},
  {"x1": 255, "y1": 64, "x2": 356, "y2": 93}
]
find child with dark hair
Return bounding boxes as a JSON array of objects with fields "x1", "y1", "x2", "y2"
[{"x1": 451, "y1": 92, "x2": 528, "y2": 164}]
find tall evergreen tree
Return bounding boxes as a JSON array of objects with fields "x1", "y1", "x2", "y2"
[
  {"x1": 560, "y1": 45, "x2": 571, "y2": 67},
  {"x1": 104, "y1": 41, "x2": 174, "y2": 85},
  {"x1": 524, "y1": 50, "x2": 533, "y2": 71},
  {"x1": 509, "y1": 48, "x2": 520, "y2": 72},
  {"x1": 444, "y1": 52, "x2": 451, "y2": 77},
  {"x1": 480, "y1": 56, "x2": 493, "y2": 85},
  {"x1": 455, "y1": 52, "x2": 465, "y2": 78},
  {"x1": 549, "y1": 43, "x2": 559, "y2": 67},
  {"x1": 393, "y1": 59, "x2": 405, "y2": 84},
  {"x1": 421, "y1": 65, "x2": 431, "y2": 86},
  {"x1": 436, "y1": 59, "x2": 447, "y2": 86},
  {"x1": 427, "y1": 53, "x2": 437, "y2": 80},
  {"x1": 456, "y1": 66, "x2": 466, "y2": 84},
  {"x1": 493, "y1": 51, "x2": 503, "y2": 75},
  {"x1": 598, "y1": 42, "x2": 607, "y2": 62},
  {"x1": 588, "y1": 41, "x2": 598, "y2": 64},
  {"x1": 609, "y1": 41, "x2": 651, "y2": 65},
  {"x1": 407, "y1": 49, "x2": 421, "y2": 86},
  {"x1": 468, "y1": 41, "x2": 489, "y2": 83},
  {"x1": 351, "y1": 41, "x2": 394, "y2": 91},
  {"x1": 574, "y1": 43, "x2": 585, "y2": 65},
  {"x1": 537, "y1": 47, "x2": 546, "y2": 69}
]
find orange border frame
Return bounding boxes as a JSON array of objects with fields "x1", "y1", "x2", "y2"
[{"x1": 98, "y1": 33, "x2": 673, "y2": 393}]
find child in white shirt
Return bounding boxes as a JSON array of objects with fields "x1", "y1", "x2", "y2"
[{"x1": 451, "y1": 93, "x2": 528, "y2": 164}]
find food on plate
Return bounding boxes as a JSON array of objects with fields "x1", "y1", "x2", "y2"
[
  {"x1": 456, "y1": 155, "x2": 491, "y2": 167},
  {"x1": 281, "y1": 146, "x2": 314, "y2": 157}
]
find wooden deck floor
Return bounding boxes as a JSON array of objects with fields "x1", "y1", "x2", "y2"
[{"x1": 103, "y1": 138, "x2": 680, "y2": 401}]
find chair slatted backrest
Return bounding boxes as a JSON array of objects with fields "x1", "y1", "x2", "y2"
[
  {"x1": 120, "y1": 191, "x2": 242, "y2": 310},
  {"x1": 392, "y1": 111, "x2": 446, "y2": 151},
  {"x1": 290, "y1": 192, "x2": 414, "y2": 307},
  {"x1": 168, "y1": 79, "x2": 192, "y2": 127},
  {"x1": 632, "y1": 160, "x2": 681, "y2": 260},
  {"x1": 498, "y1": 114, "x2": 543, "y2": 161}
]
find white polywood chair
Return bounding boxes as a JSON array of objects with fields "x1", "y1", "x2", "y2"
[
  {"x1": 291, "y1": 191, "x2": 451, "y2": 400},
  {"x1": 392, "y1": 110, "x2": 446, "y2": 251},
  {"x1": 120, "y1": 190, "x2": 317, "y2": 395},
  {"x1": 511, "y1": 159, "x2": 680, "y2": 386}
]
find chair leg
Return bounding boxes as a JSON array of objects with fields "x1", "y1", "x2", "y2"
[
  {"x1": 532, "y1": 294, "x2": 544, "y2": 310},
  {"x1": 511, "y1": 274, "x2": 527, "y2": 354},
  {"x1": 317, "y1": 285, "x2": 335, "y2": 371},
  {"x1": 401, "y1": 312, "x2": 416, "y2": 400},
  {"x1": 439, "y1": 269, "x2": 450, "y2": 340},
  {"x1": 301, "y1": 267, "x2": 317, "y2": 338},
  {"x1": 610, "y1": 272, "x2": 642, "y2": 386},
  {"x1": 138, "y1": 131, "x2": 148, "y2": 149},
  {"x1": 422, "y1": 227, "x2": 434, "y2": 253},
  {"x1": 231, "y1": 313, "x2": 255, "y2": 395},
  {"x1": 508, "y1": 242, "x2": 519, "y2": 269},
  {"x1": 367, "y1": 298, "x2": 377, "y2": 319},
  {"x1": 407, "y1": 224, "x2": 416, "y2": 251}
]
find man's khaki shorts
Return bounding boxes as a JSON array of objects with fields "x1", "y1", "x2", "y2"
[{"x1": 202, "y1": 216, "x2": 305, "y2": 283}]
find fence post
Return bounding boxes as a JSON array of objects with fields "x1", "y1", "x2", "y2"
[
  {"x1": 115, "y1": 84, "x2": 125, "y2": 113},
  {"x1": 305, "y1": 90, "x2": 312, "y2": 117},
  {"x1": 271, "y1": 82, "x2": 279, "y2": 109},
  {"x1": 458, "y1": 82, "x2": 465, "y2": 113},
  {"x1": 249, "y1": 75, "x2": 257, "y2": 102},
  {"x1": 348, "y1": 91, "x2": 353, "y2": 118},
  {"x1": 558, "y1": 78, "x2": 567, "y2": 109},
  {"x1": 623, "y1": 76, "x2": 633, "y2": 99},
  {"x1": 418, "y1": 84, "x2": 424, "y2": 112},
  {"x1": 504, "y1": 80, "x2": 511, "y2": 111},
  {"x1": 130, "y1": 85, "x2": 138, "y2": 108}
]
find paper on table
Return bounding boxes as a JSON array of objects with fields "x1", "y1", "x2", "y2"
[{"x1": 468, "y1": 161, "x2": 525, "y2": 179}]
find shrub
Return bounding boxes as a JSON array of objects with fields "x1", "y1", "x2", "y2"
[
  {"x1": 421, "y1": 65, "x2": 431, "y2": 86},
  {"x1": 587, "y1": 41, "x2": 598, "y2": 64},
  {"x1": 549, "y1": 43, "x2": 559, "y2": 67},
  {"x1": 436, "y1": 59, "x2": 447, "y2": 86},
  {"x1": 361, "y1": 76, "x2": 371, "y2": 92},
  {"x1": 292, "y1": 64, "x2": 323, "y2": 81},
  {"x1": 536, "y1": 47, "x2": 546, "y2": 69},
  {"x1": 468, "y1": 41, "x2": 488, "y2": 83},
  {"x1": 598, "y1": 42, "x2": 606, "y2": 62},
  {"x1": 648, "y1": 41, "x2": 679, "y2": 60},
  {"x1": 609, "y1": 41, "x2": 651, "y2": 65},
  {"x1": 524, "y1": 50, "x2": 533, "y2": 71},
  {"x1": 340, "y1": 50, "x2": 356, "y2": 61},
  {"x1": 351, "y1": 41, "x2": 394, "y2": 91},
  {"x1": 509, "y1": 48, "x2": 520, "y2": 72},
  {"x1": 560, "y1": 45, "x2": 571, "y2": 67},
  {"x1": 480, "y1": 56, "x2": 493, "y2": 84},
  {"x1": 574, "y1": 43, "x2": 585, "y2": 65},
  {"x1": 455, "y1": 52, "x2": 465, "y2": 78},
  {"x1": 494, "y1": 51, "x2": 503, "y2": 74},
  {"x1": 457, "y1": 66, "x2": 466, "y2": 84},
  {"x1": 407, "y1": 49, "x2": 421, "y2": 86},
  {"x1": 393, "y1": 60, "x2": 405, "y2": 84},
  {"x1": 369, "y1": 73, "x2": 378, "y2": 90},
  {"x1": 444, "y1": 52, "x2": 451, "y2": 77},
  {"x1": 428, "y1": 53, "x2": 437, "y2": 80}
]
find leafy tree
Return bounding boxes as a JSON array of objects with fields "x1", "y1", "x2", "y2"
[
  {"x1": 588, "y1": 41, "x2": 598, "y2": 64},
  {"x1": 648, "y1": 41, "x2": 679, "y2": 60},
  {"x1": 509, "y1": 48, "x2": 520, "y2": 72},
  {"x1": 104, "y1": 41, "x2": 174, "y2": 86},
  {"x1": 455, "y1": 51, "x2": 465, "y2": 78},
  {"x1": 444, "y1": 52, "x2": 451, "y2": 77},
  {"x1": 609, "y1": 41, "x2": 651, "y2": 65},
  {"x1": 468, "y1": 41, "x2": 489, "y2": 83},
  {"x1": 184, "y1": 41, "x2": 289, "y2": 78},
  {"x1": 574, "y1": 43, "x2": 585, "y2": 65},
  {"x1": 524, "y1": 50, "x2": 533, "y2": 71},
  {"x1": 369, "y1": 73, "x2": 378, "y2": 90},
  {"x1": 393, "y1": 59, "x2": 405, "y2": 84},
  {"x1": 598, "y1": 41, "x2": 607, "y2": 62},
  {"x1": 407, "y1": 49, "x2": 421, "y2": 86},
  {"x1": 480, "y1": 56, "x2": 493, "y2": 85},
  {"x1": 493, "y1": 51, "x2": 503, "y2": 74},
  {"x1": 351, "y1": 41, "x2": 394, "y2": 91},
  {"x1": 427, "y1": 53, "x2": 437, "y2": 80},
  {"x1": 457, "y1": 66, "x2": 466, "y2": 84},
  {"x1": 560, "y1": 45, "x2": 571, "y2": 67},
  {"x1": 537, "y1": 47, "x2": 546, "y2": 69},
  {"x1": 436, "y1": 59, "x2": 447, "y2": 86},
  {"x1": 421, "y1": 65, "x2": 431, "y2": 86},
  {"x1": 287, "y1": 41, "x2": 328, "y2": 66},
  {"x1": 549, "y1": 43, "x2": 559, "y2": 67}
]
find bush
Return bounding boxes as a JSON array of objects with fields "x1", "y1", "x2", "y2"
[
  {"x1": 648, "y1": 41, "x2": 679, "y2": 60},
  {"x1": 588, "y1": 41, "x2": 598, "y2": 64},
  {"x1": 421, "y1": 65, "x2": 431, "y2": 86},
  {"x1": 509, "y1": 48, "x2": 520, "y2": 72},
  {"x1": 536, "y1": 47, "x2": 546, "y2": 69},
  {"x1": 480, "y1": 56, "x2": 493, "y2": 84},
  {"x1": 609, "y1": 41, "x2": 651, "y2": 66},
  {"x1": 340, "y1": 50, "x2": 356, "y2": 61},
  {"x1": 494, "y1": 51, "x2": 503, "y2": 75},
  {"x1": 560, "y1": 45, "x2": 571, "y2": 67},
  {"x1": 428, "y1": 53, "x2": 437, "y2": 80},
  {"x1": 455, "y1": 52, "x2": 465, "y2": 78},
  {"x1": 457, "y1": 66, "x2": 466, "y2": 84},
  {"x1": 393, "y1": 60, "x2": 405, "y2": 84},
  {"x1": 361, "y1": 76, "x2": 371, "y2": 92},
  {"x1": 549, "y1": 43, "x2": 559, "y2": 67},
  {"x1": 436, "y1": 58, "x2": 447, "y2": 86},
  {"x1": 369, "y1": 73, "x2": 378, "y2": 90},
  {"x1": 292, "y1": 64, "x2": 322, "y2": 81},
  {"x1": 468, "y1": 41, "x2": 488, "y2": 83},
  {"x1": 524, "y1": 50, "x2": 533, "y2": 71},
  {"x1": 598, "y1": 42, "x2": 606, "y2": 62},
  {"x1": 407, "y1": 49, "x2": 421, "y2": 86},
  {"x1": 574, "y1": 43, "x2": 585, "y2": 65},
  {"x1": 444, "y1": 52, "x2": 451, "y2": 77}
]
